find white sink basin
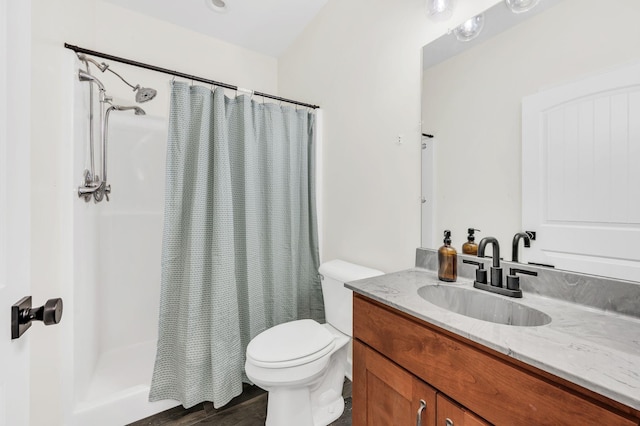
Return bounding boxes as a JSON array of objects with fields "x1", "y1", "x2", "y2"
[{"x1": 417, "y1": 285, "x2": 552, "y2": 327}]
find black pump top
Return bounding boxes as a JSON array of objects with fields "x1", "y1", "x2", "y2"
[
  {"x1": 467, "y1": 228, "x2": 480, "y2": 242},
  {"x1": 443, "y1": 229, "x2": 452, "y2": 245}
]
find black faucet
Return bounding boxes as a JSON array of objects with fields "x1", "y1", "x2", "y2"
[
  {"x1": 470, "y1": 237, "x2": 524, "y2": 298},
  {"x1": 512, "y1": 232, "x2": 531, "y2": 263},
  {"x1": 477, "y1": 237, "x2": 502, "y2": 288}
]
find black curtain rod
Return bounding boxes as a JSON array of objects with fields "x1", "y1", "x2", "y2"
[{"x1": 64, "y1": 43, "x2": 320, "y2": 109}]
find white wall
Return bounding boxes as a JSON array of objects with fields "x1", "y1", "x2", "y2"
[
  {"x1": 278, "y1": 0, "x2": 500, "y2": 273},
  {"x1": 29, "y1": 1, "x2": 278, "y2": 424},
  {"x1": 91, "y1": 1, "x2": 279, "y2": 118}
]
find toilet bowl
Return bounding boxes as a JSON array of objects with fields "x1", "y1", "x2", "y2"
[{"x1": 244, "y1": 260, "x2": 383, "y2": 426}]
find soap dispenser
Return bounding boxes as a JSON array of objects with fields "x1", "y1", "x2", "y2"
[
  {"x1": 438, "y1": 230, "x2": 457, "y2": 282},
  {"x1": 462, "y1": 228, "x2": 481, "y2": 255}
]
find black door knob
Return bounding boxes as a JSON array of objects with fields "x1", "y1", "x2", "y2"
[
  {"x1": 11, "y1": 296, "x2": 64, "y2": 339},
  {"x1": 41, "y1": 298, "x2": 63, "y2": 325}
]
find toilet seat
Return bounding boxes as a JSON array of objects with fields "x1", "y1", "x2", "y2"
[{"x1": 246, "y1": 319, "x2": 335, "y2": 369}]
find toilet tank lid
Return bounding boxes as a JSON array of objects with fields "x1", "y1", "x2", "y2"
[
  {"x1": 246, "y1": 319, "x2": 334, "y2": 364},
  {"x1": 318, "y1": 259, "x2": 384, "y2": 283}
]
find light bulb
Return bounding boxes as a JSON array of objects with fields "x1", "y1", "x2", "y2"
[
  {"x1": 426, "y1": 0, "x2": 455, "y2": 21},
  {"x1": 505, "y1": 0, "x2": 540, "y2": 14},
  {"x1": 453, "y1": 14, "x2": 485, "y2": 42}
]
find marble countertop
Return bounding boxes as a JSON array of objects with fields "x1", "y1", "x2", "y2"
[{"x1": 346, "y1": 268, "x2": 640, "y2": 411}]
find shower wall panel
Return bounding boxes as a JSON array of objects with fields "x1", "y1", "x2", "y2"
[
  {"x1": 97, "y1": 114, "x2": 166, "y2": 354},
  {"x1": 72, "y1": 85, "x2": 175, "y2": 424}
]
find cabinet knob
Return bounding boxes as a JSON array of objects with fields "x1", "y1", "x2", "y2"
[
  {"x1": 445, "y1": 418, "x2": 454, "y2": 426},
  {"x1": 416, "y1": 399, "x2": 427, "y2": 426}
]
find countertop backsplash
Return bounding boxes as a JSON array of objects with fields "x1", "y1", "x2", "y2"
[{"x1": 416, "y1": 248, "x2": 640, "y2": 319}]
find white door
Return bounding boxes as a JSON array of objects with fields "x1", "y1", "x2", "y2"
[
  {"x1": 421, "y1": 135, "x2": 435, "y2": 248},
  {"x1": 522, "y1": 62, "x2": 640, "y2": 282},
  {"x1": 0, "y1": 0, "x2": 31, "y2": 424}
]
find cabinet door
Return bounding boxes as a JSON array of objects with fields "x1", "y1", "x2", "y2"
[
  {"x1": 353, "y1": 340, "x2": 437, "y2": 426},
  {"x1": 437, "y1": 394, "x2": 490, "y2": 426}
]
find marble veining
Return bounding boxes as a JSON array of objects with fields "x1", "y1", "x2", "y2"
[
  {"x1": 417, "y1": 248, "x2": 640, "y2": 318},
  {"x1": 346, "y1": 268, "x2": 640, "y2": 411}
]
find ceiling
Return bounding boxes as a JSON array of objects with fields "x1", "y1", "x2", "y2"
[{"x1": 102, "y1": 0, "x2": 329, "y2": 57}]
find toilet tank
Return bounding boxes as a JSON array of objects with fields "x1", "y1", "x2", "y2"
[{"x1": 318, "y1": 260, "x2": 384, "y2": 336}]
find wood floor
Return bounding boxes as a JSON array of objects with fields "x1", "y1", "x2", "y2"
[{"x1": 129, "y1": 380, "x2": 352, "y2": 426}]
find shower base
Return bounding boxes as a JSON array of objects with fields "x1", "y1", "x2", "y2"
[{"x1": 71, "y1": 340, "x2": 179, "y2": 426}]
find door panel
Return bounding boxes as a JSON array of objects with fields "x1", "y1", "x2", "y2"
[
  {"x1": 0, "y1": 0, "x2": 31, "y2": 425},
  {"x1": 522, "y1": 62, "x2": 640, "y2": 281}
]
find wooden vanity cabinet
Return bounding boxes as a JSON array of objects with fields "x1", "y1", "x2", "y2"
[
  {"x1": 353, "y1": 340, "x2": 437, "y2": 426},
  {"x1": 353, "y1": 339, "x2": 489, "y2": 426},
  {"x1": 352, "y1": 294, "x2": 640, "y2": 426},
  {"x1": 437, "y1": 394, "x2": 489, "y2": 426}
]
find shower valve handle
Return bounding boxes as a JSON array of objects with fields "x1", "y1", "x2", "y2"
[{"x1": 11, "y1": 296, "x2": 64, "y2": 339}]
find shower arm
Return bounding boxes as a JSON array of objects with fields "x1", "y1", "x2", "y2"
[
  {"x1": 79, "y1": 53, "x2": 152, "y2": 99},
  {"x1": 106, "y1": 67, "x2": 139, "y2": 92}
]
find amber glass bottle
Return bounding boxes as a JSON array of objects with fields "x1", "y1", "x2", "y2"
[
  {"x1": 462, "y1": 228, "x2": 480, "y2": 255},
  {"x1": 438, "y1": 230, "x2": 457, "y2": 282}
]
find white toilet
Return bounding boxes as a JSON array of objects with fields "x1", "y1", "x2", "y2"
[{"x1": 245, "y1": 259, "x2": 383, "y2": 426}]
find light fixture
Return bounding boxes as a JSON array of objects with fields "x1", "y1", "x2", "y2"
[
  {"x1": 505, "y1": 0, "x2": 540, "y2": 14},
  {"x1": 205, "y1": 0, "x2": 228, "y2": 13},
  {"x1": 453, "y1": 14, "x2": 485, "y2": 42},
  {"x1": 426, "y1": 0, "x2": 456, "y2": 21}
]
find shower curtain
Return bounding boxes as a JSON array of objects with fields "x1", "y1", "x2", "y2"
[{"x1": 149, "y1": 82, "x2": 323, "y2": 409}]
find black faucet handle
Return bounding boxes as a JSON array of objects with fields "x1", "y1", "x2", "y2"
[
  {"x1": 509, "y1": 267, "x2": 538, "y2": 277},
  {"x1": 463, "y1": 259, "x2": 488, "y2": 284},
  {"x1": 506, "y1": 268, "x2": 537, "y2": 292}
]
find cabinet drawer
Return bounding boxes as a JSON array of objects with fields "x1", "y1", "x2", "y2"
[{"x1": 354, "y1": 295, "x2": 638, "y2": 426}]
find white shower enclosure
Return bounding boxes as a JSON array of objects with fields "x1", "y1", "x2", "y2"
[{"x1": 69, "y1": 75, "x2": 177, "y2": 425}]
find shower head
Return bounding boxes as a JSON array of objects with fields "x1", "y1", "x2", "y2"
[
  {"x1": 109, "y1": 105, "x2": 146, "y2": 115},
  {"x1": 77, "y1": 54, "x2": 157, "y2": 103},
  {"x1": 78, "y1": 69, "x2": 106, "y2": 91},
  {"x1": 135, "y1": 86, "x2": 157, "y2": 103},
  {"x1": 105, "y1": 67, "x2": 157, "y2": 103}
]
